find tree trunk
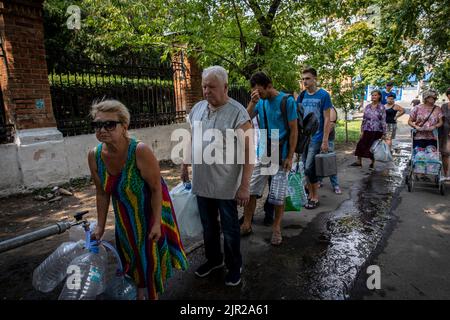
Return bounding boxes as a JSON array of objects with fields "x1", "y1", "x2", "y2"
[{"x1": 345, "y1": 110, "x2": 349, "y2": 143}]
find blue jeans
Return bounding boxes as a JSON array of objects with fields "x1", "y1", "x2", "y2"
[
  {"x1": 196, "y1": 196, "x2": 242, "y2": 273},
  {"x1": 318, "y1": 140, "x2": 339, "y2": 188},
  {"x1": 302, "y1": 140, "x2": 322, "y2": 184}
]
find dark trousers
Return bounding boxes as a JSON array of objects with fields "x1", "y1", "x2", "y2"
[{"x1": 196, "y1": 196, "x2": 242, "y2": 273}]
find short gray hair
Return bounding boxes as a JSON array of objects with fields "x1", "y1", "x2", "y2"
[{"x1": 202, "y1": 65, "x2": 228, "y2": 84}]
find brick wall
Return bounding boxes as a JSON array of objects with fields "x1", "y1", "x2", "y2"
[
  {"x1": 172, "y1": 51, "x2": 203, "y2": 114},
  {"x1": 0, "y1": 0, "x2": 56, "y2": 130}
]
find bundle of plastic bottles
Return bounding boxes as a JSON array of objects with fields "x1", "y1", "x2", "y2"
[
  {"x1": 268, "y1": 169, "x2": 289, "y2": 206},
  {"x1": 32, "y1": 220, "x2": 137, "y2": 300},
  {"x1": 413, "y1": 146, "x2": 440, "y2": 175}
]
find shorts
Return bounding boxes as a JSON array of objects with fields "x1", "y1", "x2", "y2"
[
  {"x1": 386, "y1": 123, "x2": 397, "y2": 139},
  {"x1": 249, "y1": 162, "x2": 283, "y2": 197}
]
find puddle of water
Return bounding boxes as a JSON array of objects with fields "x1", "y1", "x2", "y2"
[{"x1": 305, "y1": 142, "x2": 410, "y2": 299}]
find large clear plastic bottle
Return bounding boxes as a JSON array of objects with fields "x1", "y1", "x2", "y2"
[
  {"x1": 268, "y1": 169, "x2": 289, "y2": 206},
  {"x1": 32, "y1": 240, "x2": 86, "y2": 293},
  {"x1": 103, "y1": 273, "x2": 137, "y2": 300},
  {"x1": 58, "y1": 241, "x2": 107, "y2": 300}
]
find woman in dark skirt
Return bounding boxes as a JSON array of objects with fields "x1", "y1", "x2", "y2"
[{"x1": 351, "y1": 89, "x2": 387, "y2": 169}]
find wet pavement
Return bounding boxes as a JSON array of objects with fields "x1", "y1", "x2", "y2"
[{"x1": 161, "y1": 134, "x2": 413, "y2": 300}]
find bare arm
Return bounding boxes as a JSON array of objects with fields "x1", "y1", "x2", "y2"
[
  {"x1": 321, "y1": 108, "x2": 331, "y2": 151},
  {"x1": 287, "y1": 118, "x2": 298, "y2": 159},
  {"x1": 235, "y1": 120, "x2": 254, "y2": 207},
  {"x1": 136, "y1": 143, "x2": 163, "y2": 242},
  {"x1": 181, "y1": 121, "x2": 193, "y2": 182},
  {"x1": 247, "y1": 90, "x2": 260, "y2": 119},
  {"x1": 408, "y1": 117, "x2": 417, "y2": 129},
  {"x1": 395, "y1": 105, "x2": 405, "y2": 119},
  {"x1": 88, "y1": 149, "x2": 110, "y2": 240}
]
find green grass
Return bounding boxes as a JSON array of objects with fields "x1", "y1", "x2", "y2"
[{"x1": 335, "y1": 120, "x2": 362, "y2": 143}]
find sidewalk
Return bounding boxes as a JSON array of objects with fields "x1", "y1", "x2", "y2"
[{"x1": 351, "y1": 116, "x2": 450, "y2": 299}]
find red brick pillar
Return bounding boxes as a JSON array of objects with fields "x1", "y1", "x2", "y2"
[
  {"x1": 0, "y1": 0, "x2": 56, "y2": 130},
  {"x1": 172, "y1": 50, "x2": 203, "y2": 114}
]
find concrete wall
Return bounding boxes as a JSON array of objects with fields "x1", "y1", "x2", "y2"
[
  {"x1": 0, "y1": 144, "x2": 22, "y2": 196},
  {"x1": 0, "y1": 123, "x2": 190, "y2": 197}
]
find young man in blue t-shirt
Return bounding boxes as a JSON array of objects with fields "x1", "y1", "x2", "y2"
[
  {"x1": 381, "y1": 81, "x2": 397, "y2": 105},
  {"x1": 241, "y1": 72, "x2": 298, "y2": 246},
  {"x1": 298, "y1": 67, "x2": 333, "y2": 209}
]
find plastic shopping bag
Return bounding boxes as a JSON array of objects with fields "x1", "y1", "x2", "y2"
[
  {"x1": 285, "y1": 164, "x2": 307, "y2": 212},
  {"x1": 169, "y1": 182, "x2": 203, "y2": 238},
  {"x1": 370, "y1": 139, "x2": 393, "y2": 162}
]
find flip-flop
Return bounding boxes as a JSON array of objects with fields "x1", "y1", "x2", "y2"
[{"x1": 304, "y1": 199, "x2": 319, "y2": 209}]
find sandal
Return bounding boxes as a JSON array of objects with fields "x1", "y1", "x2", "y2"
[
  {"x1": 304, "y1": 199, "x2": 320, "y2": 209},
  {"x1": 271, "y1": 230, "x2": 282, "y2": 246},
  {"x1": 240, "y1": 226, "x2": 252, "y2": 237}
]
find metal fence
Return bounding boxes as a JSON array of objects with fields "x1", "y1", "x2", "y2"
[
  {"x1": 49, "y1": 60, "x2": 186, "y2": 136},
  {"x1": 228, "y1": 84, "x2": 250, "y2": 109},
  {"x1": 0, "y1": 90, "x2": 14, "y2": 144}
]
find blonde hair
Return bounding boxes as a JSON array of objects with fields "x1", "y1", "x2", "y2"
[{"x1": 90, "y1": 99, "x2": 130, "y2": 126}]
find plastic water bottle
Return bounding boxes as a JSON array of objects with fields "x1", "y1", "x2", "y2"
[
  {"x1": 268, "y1": 169, "x2": 289, "y2": 206},
  {"x1": 69, "y1": 220, "x2": 97, "y2": 242},
  {"x1": 103, "y1": 274, "x2": 137, "y2": 300},
  {"x1": 58, "y1": 241, "x2": 107, "y2": 300},
  {"x1": 32, "y1": 240, "x2": 86, "y2": 293}
]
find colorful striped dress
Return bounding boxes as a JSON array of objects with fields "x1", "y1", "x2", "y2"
[{"x1": 95, "y1": 138, "x2": 188, "y2": 299}]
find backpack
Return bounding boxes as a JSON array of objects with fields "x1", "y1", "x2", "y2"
[{"x1": 279, "y1": 93, "x2": 318, "y2": 155}]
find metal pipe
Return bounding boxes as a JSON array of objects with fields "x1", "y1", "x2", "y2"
[{"x1": 0, "y1": 221, "x2": 73, "y2": 254}]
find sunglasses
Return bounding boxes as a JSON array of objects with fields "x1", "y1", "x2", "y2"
[{"x1": 91, "y1": 120, "x2": 121, "y2": 131}]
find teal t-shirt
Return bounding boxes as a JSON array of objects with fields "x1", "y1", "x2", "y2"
[{"x1": 255, "y1": 92, "x2": 297, "y2": 159}]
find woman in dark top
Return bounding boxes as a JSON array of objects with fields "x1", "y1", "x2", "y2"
[{"x1": 384, "y1": 93, "x2": 405, "y2": 147}]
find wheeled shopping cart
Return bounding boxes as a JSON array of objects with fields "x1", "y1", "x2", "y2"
[{"x1": 406, "y1": 129, "x2": 445, "y2": 195}]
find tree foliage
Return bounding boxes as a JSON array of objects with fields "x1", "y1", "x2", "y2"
[{"x1": 43, "y1": 0, "x2": 449, "y2": 95}]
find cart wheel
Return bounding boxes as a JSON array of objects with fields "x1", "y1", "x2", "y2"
[
  {"x1": 407, "y1": 175, "x2": 413, "y2": 192},
  {"x1": 440, "y1": 182, "x2": 445, "y2": 196}
]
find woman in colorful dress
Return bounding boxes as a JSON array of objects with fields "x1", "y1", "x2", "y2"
[
  {"x1": 408, "y1": 90, "x2": 443, "y2": 149},
  {"x1": 351, "y1": 89, "x2": 387, "y2": 169},
  {"x1": 88, "y1": 99, "x2": 188, "y2": 300}
]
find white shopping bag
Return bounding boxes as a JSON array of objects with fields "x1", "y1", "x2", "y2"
[
  {"x1": 370, "y1": 139, "x2": 393, "y2": 162},
  {"x1": 169, "y1": 182, "x2": 203, "y2": 238}
]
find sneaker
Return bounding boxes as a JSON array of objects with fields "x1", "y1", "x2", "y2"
[
  {"x1": 195, "y1": 261, "x2": 224, "y2": 278},
  {"x1": 225, "y1": 270, "x2": 241, "y2": 286},
  {"x1": 333, "y1": 186, "x2": 342, "y2": 194}
]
